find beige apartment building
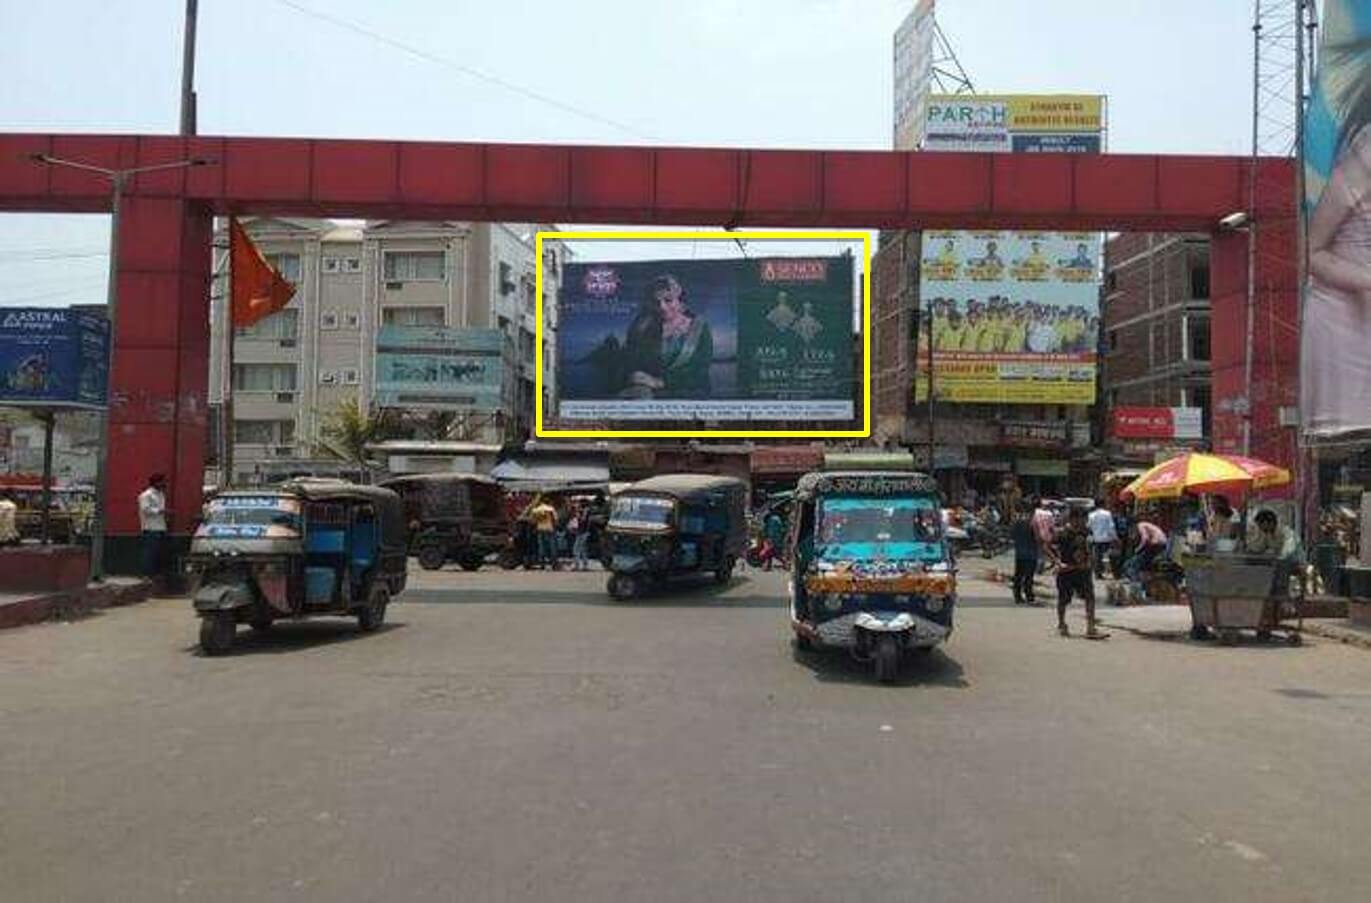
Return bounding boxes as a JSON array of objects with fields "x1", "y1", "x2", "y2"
[{"x1": 208, "y1": 218, "x2": 563, "y2": 485}]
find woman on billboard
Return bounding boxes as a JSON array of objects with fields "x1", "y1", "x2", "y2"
[
  {"x1": 621, "y1": 273, "x2": 713, "y2": 399},
  {"x1": 1304, "y1": 6, "x2": 1371, "y2": 437}
]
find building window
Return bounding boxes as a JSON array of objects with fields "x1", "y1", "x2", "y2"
[
  {"x1": 343, "y1": 257, "x2": 362, "y2": 273},
  {"x1": 264, "y1": 253, "x2": 302, "y2": 283},
  {"x1": 1190, "y1": 264, "x2": 1210, "y2": 299},
  {"x1": 321, "y1": 311, "x2": 339, "y2": 330},
  {"x1": 235, "y1": 308, "x2": 298, "y2": 340},
  {"x1": 382, "y1": 306, "x2": 445, "y2": 327},
  {"x1": 344, "y1": 312, "x2": 361, "y2": 328},
  {"x1": 342, "y1": 368, "x2": 360, "y2": 385},
  {"x1": 1188, "y1": 316, "x2": 1211, "y2": 361},
  {"x1": 499, "y1": 261, "x2": 515, "y2": 294},
  {"x1": 322, "y1": 257, "x2": 340, "y2": 273},
  {"x1": 383, "y1": 251, "x2": 445, "y2": 281},
  {"x1": 234, "y1": 419, "x2": 295, "y2": 445},
  {"x1": 232, "y1": 363, "x2": 297, "y2": 392}
]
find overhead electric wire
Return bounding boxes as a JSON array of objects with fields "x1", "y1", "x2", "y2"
[
  {"x1": 0, "y1": 250, "x2": 108, "y2": 263},
  {"x1": 270, "y1": 0, "x2": 655, "y2": 141}
]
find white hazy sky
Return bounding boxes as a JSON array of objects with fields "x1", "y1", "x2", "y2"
[{"x1": 0, "y1": 0, "x2": 1255, "y2": 306}]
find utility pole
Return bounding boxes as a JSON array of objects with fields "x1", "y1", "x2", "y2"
[
  {"x1": 27, "y1": 154, "x2": 214, "y2": 581},
  {"x1": 180, "y1": 0, "x2": 199, "y2": 136}
]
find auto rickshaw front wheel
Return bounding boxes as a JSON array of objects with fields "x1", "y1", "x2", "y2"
[
  {"x1": 873, "y1": 634, "x2": 900, "y2": 684},
  {"x1": 199, "y1": 613, "x2": 236, "y2": 656},
  {"x1": 713, "y1": 555, "x2": 736, "y2": 585},
  {"x1": 417, "y1": 545, "x2": 447, "y2": 571},
  {"x1": 458, "y1": 553, "x2": 484, "y2": 572},
  {"x1": 607, "y1": 574, "x2": 640, "y2": 600},
  {"x1": 357, "y1": 584, "x2": 390, "y2": 632}
]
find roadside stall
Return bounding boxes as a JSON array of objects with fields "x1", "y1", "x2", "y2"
[{"x1": 1121, "y1": 452, "x2": 1300, "y2": 644}]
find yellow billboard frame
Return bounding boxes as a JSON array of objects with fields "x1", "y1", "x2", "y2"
[{"x1": 535, "y1": 230, "x2": 871, "y2": 439}]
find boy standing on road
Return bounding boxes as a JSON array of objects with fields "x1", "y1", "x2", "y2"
[{"x1": 1050, "y1": 506, "x2": 1107, "y2": 639}]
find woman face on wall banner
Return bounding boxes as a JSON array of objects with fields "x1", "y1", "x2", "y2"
[{"x1": 1302, "y1": 0, "x2": 1371, "y2": 439}]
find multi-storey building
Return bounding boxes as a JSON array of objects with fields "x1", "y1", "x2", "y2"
[
  {"x1": 208, "y1": 218, "x2": 563, "y2": 484},
  {"x1": 1099, "y1": 232, "x2": 1212, "y2": 463}
]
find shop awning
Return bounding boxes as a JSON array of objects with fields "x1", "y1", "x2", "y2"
[
  {"x1": 823, "y1": 451, "x2": 916, "y2": 471},
  {"x1": 489, "y1": 456, "x2": 610, "y2": 489}
]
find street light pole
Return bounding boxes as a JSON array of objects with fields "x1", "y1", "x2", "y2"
[{"x1": 27, "y1": 153, "x2": 213, "y2": 581}]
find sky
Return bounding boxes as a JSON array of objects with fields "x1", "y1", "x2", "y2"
[{"x1": 0, "y1": 0, "x2": 1257, "y2": 308}]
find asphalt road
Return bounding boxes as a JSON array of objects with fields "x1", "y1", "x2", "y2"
[{"x1": 2, "y1": 563, "x2": 1370, "y2": 902}]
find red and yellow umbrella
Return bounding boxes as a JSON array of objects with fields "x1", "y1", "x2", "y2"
[{"x1": 1120, "y1": 452, "x2": 1291, "y2": 502}]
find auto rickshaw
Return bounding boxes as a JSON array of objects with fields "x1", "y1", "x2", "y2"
[
  {"x1": 788, "y1": 471, "x2": 956, "y2": 683},
  {"x1": 380, "y1": 473, "x2": 508, "y2": 571},
  {"x1": 605, "y1": 474, "x2": 748, "y2": 599},
  {"x1": 187, "y1": 479, "x2": 408, "y2": 655}
]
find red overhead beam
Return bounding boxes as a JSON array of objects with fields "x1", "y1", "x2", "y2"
[{"x1": 0, "y1": 133, "x2": 1295, "y2": 231}]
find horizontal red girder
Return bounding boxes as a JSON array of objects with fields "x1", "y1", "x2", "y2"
[{"x1": 0, "y1": 133, "x2": 1296, "y2": 231}]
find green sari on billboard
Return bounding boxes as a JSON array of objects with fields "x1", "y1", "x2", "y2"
[{"x1": 661, "y1": 317, "x2": 713, "y2": 398}]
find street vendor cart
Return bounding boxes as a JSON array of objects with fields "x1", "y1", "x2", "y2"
[{"x1": 1182, "y1": 552, "x2": 1304, "y2": 645}]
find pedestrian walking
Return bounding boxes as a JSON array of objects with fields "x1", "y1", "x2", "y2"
[
  {"x1": 1087, "y1": 498, "x2": 1119, "y2": 579},
  {"x1": 1050, "y1": 506, "x2": 1107, "y2": 639},
  {"x1": 1010, "y1": 501, "x2": 1040, "y2": 605},
  {"x1": 138, "y1": 473, "x2": 169, "y2": 583},
  {"x1": 569, "y1": 503, "x2": 592, "y2": 571},
  {"x1": 527, "y1": 496, "x2": 559, "y2": 570},
  {"x1": 0, "y1": 489, "x2": 19, "y2": 546},
  {"x1": 1031, "y1": 497, "x2": 1056, "y2": 573}
]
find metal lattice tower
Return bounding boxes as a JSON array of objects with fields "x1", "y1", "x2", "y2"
[
  {"x1": 930, "y1": 23, "x2": 976, "y2": 95},
  {"x1": 1252, "y1": 1, "x2": 1303, "y2": 157}
]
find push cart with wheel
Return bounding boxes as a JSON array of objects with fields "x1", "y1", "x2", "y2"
[{"x1": 1184, "y1": 555, "x2": 1303, "y2": 645}]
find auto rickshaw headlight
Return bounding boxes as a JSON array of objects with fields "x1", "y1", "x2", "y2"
[
  {"x1": 823, "y1": 593, "x2": 844, "y2": 612},
  {"x1": 925, "y1": 594, "x2": 946, "y2": 614}
]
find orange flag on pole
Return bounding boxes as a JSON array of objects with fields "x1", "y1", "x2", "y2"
[{"x1": 230, "y1": 218, "x2": 296, "y2": 328}]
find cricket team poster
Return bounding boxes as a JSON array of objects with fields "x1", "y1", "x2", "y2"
[
  {"x1": 916, "y1": 94, "x2": 1105, "y2": 405},
  {"x1": 557, "y1": 257, "x2": 855, "y2": 421}
]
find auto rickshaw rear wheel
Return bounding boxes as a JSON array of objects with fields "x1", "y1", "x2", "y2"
[
  {"x1": 248, "y1": 615, "x2": 273, "y2": 632},
  {"x1": 713, "y1": 555, "x2": 736, "y2": 585},
  {"x1": 497, "y1": 549, "x2": 521, "y2": 570},
  {"x1": 357, "y1": 584, "x2": 390, "y2": 632},
  {"x1": 199, "y1": 613, "x2": 235, "y2": 656},
  {"x1": 417, "y1": 545, "x2": 447, "y2": 571},
  {"x1": 607, "y1": 574, "x2": 640, "y2": 600},
  {"x1": 873, "y1": 634, "x2": 900, "y2": 684},
  {"x1": 458, "y1": 553, "x2": 484, "y2": 572}
]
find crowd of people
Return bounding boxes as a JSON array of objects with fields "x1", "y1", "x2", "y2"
[{"x1": 926, "y1": 297, "x2": 1098, "y2": 355}]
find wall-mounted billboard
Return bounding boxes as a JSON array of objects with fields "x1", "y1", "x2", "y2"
[
  {"x1": 557, "y1": 257, "x2": 855, "y2": 421},
  {"x1": 1300, "y1": 0, "x2": 1371, "y2": 440},
  {"x1": 0, "y1": 307, "x2": 109, "y2": 409},
  {"x1": 916, "y1": 93, "x2": 1105, "y2": 405},
  {"x1": 893, "y1": 0, "x2": 937, "y2": 151},
  {"x1": 374, "y1": 325, "x2": 507, "y2": 411},
  {"x1": 915, "y1": 230, "x2": 1101, "y2": 404}
]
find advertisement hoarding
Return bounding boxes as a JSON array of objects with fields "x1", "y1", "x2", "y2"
[
  {"x1": 915, "y1": 230, "x2": 1101, "y2": 404},
  {"x1": 0, "y1": 307, "x2": 109, "y2": 409},
  {"x1": 557, "y1": 257, "x2": 855, "y2": 421},
  {"x1": 893, "y1": 0, "x2": 936, "y2": 151},
  {"x1": 915, "y1": 93, "x2": 1104, "y2": 405},
  {"x1": 374, "y1": 326, "x2": 507, "y2": 411},
  {"x1": 1300, "y1": 0, "x2": 1371, "y2": 440}
]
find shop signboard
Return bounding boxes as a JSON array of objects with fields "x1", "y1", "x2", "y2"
[
  {"x1": 0, "y1": 306, "x2": 109, "y2": 409},
  {"x1": 892, "y1": 0, "x2": 936, "y2": 151},
  {"x1": 1015, "y1": 458, "x2": 1070, "y2": 478},
  {"x1": 557, "y1": 257, "x2": 855, "y2": 422},
  {"x1": 1001, "y1": 419, "x2": 1070, "y2": 448},
  {"x1": 374, "y1": 326, "x2": 507, "y2": 411},
  {"x1": 1112, "y1": 406, "x2": 1203, "y2": 441}
]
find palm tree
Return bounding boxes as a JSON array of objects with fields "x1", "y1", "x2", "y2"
[{"x1": 318, "y1": 397, "x2": 400, "y2": 477}]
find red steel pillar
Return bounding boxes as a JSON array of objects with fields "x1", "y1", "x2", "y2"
[{"x1": 105, "y1": 196, "x2": 213, "y2": 572}]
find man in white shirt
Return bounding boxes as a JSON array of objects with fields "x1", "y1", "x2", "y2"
[
  {"x1": 138, "y1": 473, "x2": 168, "y2": 580},
  {"x1": 1086, "y1": 499, "x2": 1119, "y2": 579},
  {"x1": 0, "y1": 490, "x2": 20, "y2": 546}
]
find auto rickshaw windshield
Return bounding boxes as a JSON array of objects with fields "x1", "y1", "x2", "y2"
[
  {"x1": 203, "y1": 496, "x2": 303, "y2": 532},
  {"x1": 610, "y1": 495, "x2": 675, "y2": 529},
  {"x1": 816, "y1": 496, "x2": 944, "y2": 561}
]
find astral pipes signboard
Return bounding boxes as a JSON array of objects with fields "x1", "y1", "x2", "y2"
[
  {"x1": 0, "y1": 307, "x2": 110, "y2": 409},
  {"x1": 1112, "y1": 406, "x2": 1203, "y2": 441}
]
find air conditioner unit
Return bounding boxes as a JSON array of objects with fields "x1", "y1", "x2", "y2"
[
  {"x1": 275, "y1": 392, "x2": 296, "y2": 403},
  {"x1": 385, "y1": 281, "x2": 403, "y2": 290},
  {"x1": 279, "y1": 338, "x2": 297, "y2": 348},
  {"x1": 272, "y1": 445, "x2": 295, "y2": 457}
]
